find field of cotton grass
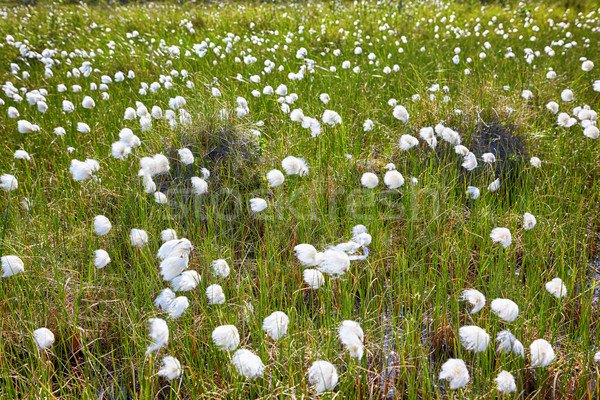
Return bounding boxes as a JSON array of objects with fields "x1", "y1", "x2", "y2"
[{"x1": 1, "y1": 0, "x2": 600, "y2": 398}]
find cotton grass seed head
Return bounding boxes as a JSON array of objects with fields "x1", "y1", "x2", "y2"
[
  {"x1": 460, "y1": 289, "x2": 486, "y2": 313},
  {"x1": 146, "y1": 318, "x2": 169, "y2": 355},
  {"x1": 308, "y1": 360, "x2": 338, "y2": 393},
  {"x1": 545, "y1": 277, "x2": 567, "y2": 299},
  {"x1": 129, "y1": 229, "x2": 149, "y2": 248},
  {"x1": 170, "y1": 270, "x2": 200, "y2": 292},
  {"x1": 1, "y1": 255, "x2": 24, "y2": 278},
  {"x1": 384, "y1": 170, "x2": 404, "y2": 189},
  {"x1": 360, "y1": 172, "x2": 378, "y2": 189},
  {"x1": 212, "y1": 325, "x2": 240, "y2": 351},
  {"x1": 262, "y1": 311, "x2": 290, "y2": 340},
  {"x1": 490, "y1": 227, "x2": 511, "y2": 248},
  {"x1": 495, "y1": 371, "x2": 516, "y2": 394},
  {"x1": 266, "y1": 169, "x2": 285, "y2": 187},
  {"x1": 206, "y1": 284, "x2": 225, "y2": 305},
  {"x1": 281, "y1": 156, "x2": 309, "y2": 176},
  {"x1": 439, "y1": 358, "x2": 469, "y2": 389},
  {"x1": 0, "y1": 174, "x2": 18, "y2": 191},
  {"x1": 33, "y1": 328, "x2": 55, "y2": 351},
  {"x1": 490, "y1": 298, "x2": 519, "y2": 322},
  {"x1": 157, "y1": 356, "x2": 182, "y2": 381},
  {"x1": 294, "y1": 243, "x2": 323, "y2": 267},
  {"x1": 523, "y1": 213, "x2": 537, "y2": 230},
  {"x1": 317, "y1": 249, "x2": 350, "y2": 276},
  {"x1": 303, "y1": 269, "x2": 325, "y2": 289},
  {"x1": 231, "y1": 349, "x2": 265, "y2": 379},
  {"x1": 93, "y1": 249, "x2": 111, "y2": 269},
  {"x1": 212, "y1": 259, "x2": 230, "y2": 278},
  {"x1": 249, "y1": 198, "x2": 267, "y2": 213},
  {"x1": 459, "y1": 325, "x2": 489, "y2": 352},
  {"x1": 530, "y1": 339, "x2": 555, "y2": 368}
]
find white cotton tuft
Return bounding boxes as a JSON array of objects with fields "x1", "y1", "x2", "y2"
[
  {"x1": 170, "y1": 270, "x2": 200, "y2": 291},
  {"x1": 146, "y1": 318, "x2": 169, "y2": 355},
  {"x1": 212, "y1": 259, "x2": 230, "y2": 278},
  {"x1": 160, "y1": 229, "x2": 177, "y2": 242},
  {"x1": 582, "y1": 60, "x2": 594, "y2": 72},
  {"x1": 157, "y1": 239, "x2": 192, "y2": 260},
  {"x1": 167, "y1": 296, "x2": 189, "y2": 319},
  {"x1": 322, "y1": 109, "x2": 342, "y2": 126},
  {"x1": 460, "y1": 289, "x2": 486, "y2": 313},
  {"x1": 303, "y1": 269, "x2": 325, "y2": 289},
  {"x1": 584, "y1": 125, "x2": 599, "y2": 139},
  {"x1": 545, "y1": 277, "x2": 567, "y2": 299},
  {"x1": 33, "y1": 328, "x2": 55, "y2": 350},
  {"x1": 178, "y1": 148, "x2": 194, "y2": 165},
  {"x1": 360, "y1": 172, "x2": 379, "y2": 189},
  {"x1": 190, "y1": 177, "x2": 208, "y2": 195},
  {"x1": 308, "y1": 361, "x2": 338, "y2": 393},
  {"x1": 160, "y1": 256, "x2": 189, "y2": 282},
  {"x1": 93, "y1": 249, "x2": 111, "y2": 269},
  {"x1": 466, "y1": 186, "x2": 480, "y2": 200},
  {"x1": 82, "y1": 96, "x2": 95, "y2": 109},
  {"x1": 488, "y1": 178, "x2": 501, "y2": 192},
  {"x1": 154, "y1": 288, "x2": 176, "y2": 310},
  {"x1": 93, "y1": 215, "x2": 112, "y2": 236},
  {"x1": 384, "y1": 170, "x2": 404, "y2": 189},
  {"x1": 392, "y1": 105, "x2": 409, "y2": 123},
  {"x1": 129, "y1": 229, "x2": 149, "y2": 248},
  {"x1": 18, "y1": 120, "x2": 40, "y2": 133},
  {"x1": 546, "y1": 101, "x2": 559, "y2": 114},
  {"x1": 454, "y1": 145, "x2": 469, "y2": 156},
  {"x1": 530, "y1": 339, "x2": 555, "y2": 368},
  {"x1": 490, "y1": 227, "x2": 511, "y2": 248},
  {"x1": 206, "y1": 284, "x2": 225, "y2": 305},
  {"x1": 157, "y1": 356, "x2": 182, "y2": 381},
  {"x1": 266, "y1": 169, "x2": 285, "y2": 187},
  {"x1": 139, "y1": 154, "x2": 170, "y2": 177},
  {"x1": 439, "y1": 359, "x2": 469, "y2": 389},
  {"x1": 212, "y1": 325, "x2": 240, "y2": 351},
  {"x1": 496, "y1": 330, "x2": 524, "y2": 357},
  {"x1": 339, "y1": 320, "x2": 364, "y2": 360},
  {"x1": 231, "y1": 349, "x2": 265, "y2": 379},
  {"x1": 154, "y1": 192, "x2": 168, "y2": 204},
  {"x1": 317, "y1": 250, "x2": 350, "y2": 276},
  {"x1": 462, "y1": 152, "x2": 478, "y2": 171},
  {"x1": 482, "y1": 153, "x2": 496, "y2": 163},
  {"x1": 490, "y1": 298, "x2": 519, "y2": 322},
  {"x1": 249, "y1": 198, "x2": 267, "y2": 213},
  {"x1": 0, "y1": 174, "x2": 18, "y2": 192},
  {"x1": 281, "y1": 156, "x2": 309, "y2": 176},
  {"x1": 523, "y1": 213, "x2": 537, "y2": 230},
  {"x1": 14, "y1": 150, "x2": 31, "y2": 161},
  {"x1": 294, "y1": 244, "x2": 323, "y2": 267},
  {"x1": 111, "y1": 141, "x2": 131, "y2": 160},
  {"x1": 69, "y1": 160, "x2": 93, "y2": 181},
  {"x1": 459, "y1": 325, "x2": 489, "y2": 352},
  {"x1": 119, "y1": 128, "x2": 140, "y2": 148},
  {"x1": 399, "y1": 134, "x2": 419, "y2": 151},
  {"x1": 495, "y1": 370, "x2": 516, "y2": 394},
  {"x1": 561, "y1": 89, "x2": 574, "y2": 102},
  {"x1": 262, "y1": 311, "x2": 290, "y2": 340}
]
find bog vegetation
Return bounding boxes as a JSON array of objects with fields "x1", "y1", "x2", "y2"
[{"x1": 0, "y1": 0, "x2": 599, "y2": 398}]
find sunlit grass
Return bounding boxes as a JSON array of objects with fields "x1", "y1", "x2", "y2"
[{"x1": 0, "y1": 0, "x2": 599, "y2": 398}]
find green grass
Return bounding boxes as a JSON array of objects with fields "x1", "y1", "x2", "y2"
[{"x1": 0, "y1": 0, "x2": 599, "y2": 398}]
